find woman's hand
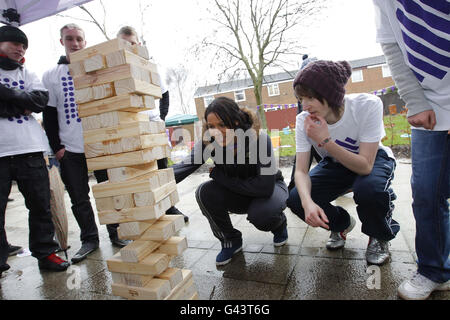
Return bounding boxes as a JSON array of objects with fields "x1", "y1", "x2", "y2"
[
  {"x1": 304, "y1": 201, "x2": 330, "y2": 229},
  {"x1": 304, "y1": 114, "x2": 330, "y2": 145}
]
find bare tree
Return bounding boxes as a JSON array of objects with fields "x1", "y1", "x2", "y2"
[
  {"x1": 56, "y1": 0, "x2": 110, "y2": 40},
  {"x1": 166, "y1": 66, "x2": 195, "y2": 115},
  {"x1": 203, "y1": 0, "x2": 325, "y2": 128}
]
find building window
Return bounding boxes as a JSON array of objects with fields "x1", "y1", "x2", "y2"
[
  {"x1": 382, "y1": 64, "x2": 391, "y2": 78},
  {"x1": 234, "y1": 90, "x2": 246, "y2": 102},
  {"x1": 203, "y1": 95, "x2": 214, "y2": 106},
  {"x1": 351, "y1": 69, "x2": 363, "y2": 83},
  {"x1": 267, "y1": 83, "x2": 280, "y2": 96}
]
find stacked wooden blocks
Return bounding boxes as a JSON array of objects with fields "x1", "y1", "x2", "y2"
[{"x1": 70, "y1": 38, "x2": 198, "y2": 300}]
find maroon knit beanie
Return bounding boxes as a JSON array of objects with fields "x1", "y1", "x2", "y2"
[{"x1": 293, "y1": 60, "x2": 352, "y2": 107}]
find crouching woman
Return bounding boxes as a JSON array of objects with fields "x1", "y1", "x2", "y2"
[{"x1": 172, "y1": 97, "x2": 288, "y2": 265}]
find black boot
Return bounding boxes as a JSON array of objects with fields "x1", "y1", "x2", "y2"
[{"x1": 71, "y1": 241, "x2": 99, "y2": 264}]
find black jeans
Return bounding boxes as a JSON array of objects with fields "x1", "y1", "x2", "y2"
[
  {"x1": 0, "y1": 152, "x2": 59, "y2": 266},
  {"x1": 195, "y1": 179, "x2": 288, "y2": 248},
  {"x1": 59, "y1": 151, "x2": 99, "y2": 245}
]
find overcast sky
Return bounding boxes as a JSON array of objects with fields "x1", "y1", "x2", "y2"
[{"x1": 14, "y1": 0, "x2": 383, "y2": 115}]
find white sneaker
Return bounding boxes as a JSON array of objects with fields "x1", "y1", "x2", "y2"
[{"x1": 398, "y1": 272, "x2": 450, "y2": 300}]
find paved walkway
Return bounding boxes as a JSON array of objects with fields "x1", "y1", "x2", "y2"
[{"x1": 1, "y1": 160, "x2": 448, "y2": 300}]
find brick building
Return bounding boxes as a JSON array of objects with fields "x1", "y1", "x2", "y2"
[{"x1": 194, "y1": 55, "x2": 398, "y2": 129}]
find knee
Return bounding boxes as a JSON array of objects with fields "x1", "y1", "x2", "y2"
[{"x1": 195, "y1": 181, "x2": 224, "y2": 212}]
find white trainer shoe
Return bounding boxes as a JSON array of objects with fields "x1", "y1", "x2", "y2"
[{"x1": 398, "y1": 272, "x2": 450, "y2": 300}]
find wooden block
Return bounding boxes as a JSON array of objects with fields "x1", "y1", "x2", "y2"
[
  {"x1": 74, "y1": 64, "x2": 149, "y2": 90},
  {"x1": 76, "y1": 83, "x2": 113, "y2": 104},
  {"x1": 83, "y1": 54, "x2": 106, "y2": 73},
  {"x1": 138, "y1": 219, "x2": 176, "y2": 242},
  {"x1": 169, "y1": 190, "x2": 180, "y2": 207},
  {"x1": 106, "y1": 49, "x2": 158, "y2": 73},
  {"x1": 82, "y1": 111, "x2": 148, "y2": 131},
  {"x1": 68, "y1": 61, "x2": 85, "y2": 77},
  {"x1": 118, "y1": 220, "x2": 155, "y2": 239},
  {"x1": 111, "y1": 272, "x2": 153, "y2": 287},
  {"x1": 148, "y1": 119, "x2": 166, "y2": 134},
  {"x1": 164, "y1": 269, "x2": 193, "y2": 300},
  {"x1": 133, "y1": 181, "x2": 177, "y2": 207},
  {"x1": 86, "y1": 147, "x2": 164, "y2": 171},
  {"x1": 78, "y1": 94, "x2": 149, "y2": 118},
  {"x1": 114, "y1": 78, "x2": 162, "y2": 99},
  {"x1": 143, "y1": 95, "x2": 156, "y2": 109},
  {"x1": 83, "y1": 121, "x2": 152, "y2": 144},
  {"x1": 112, "y1": 278, "x2": 171, "y2": 300},
  {"x1": 84, "y1": 133, "x2": 170, "y2": 159},
  {"x1": 133, "y1": 44, "x2": 150, "y2": 60},
  {"x1": 160, "y1": 214, "x2": 185, "y2": 233},
  {"x1": 93, "y1": 170, "x2": 160, "y2": 198},
  {"x1": 95, "y1": 193, "x2": 134, "y2": 212},
  {"x1": 155, "y1": 268, "x2": 183, "y2": 289},
  {"x1": 150, "y1": 72, "x2": 161, "y2": 87},
  {"x1": 69, "y1": 38, "x2": 133, "y2": 63},
  {"x1": 106, "y1": 161, "x2": 157, "y2": 183},
  {"x1": 107, "y1": 251, "x2": 169, "y2": 276},
  {"x1": 98, "y1": 196, "x2": 171, "y2": 224},
  {"x1": 120, "y1": 240, "x2": 161, "y2": 263},
  {"x1": 155, "y1": 236, "x2": 188, "y2": 256}
]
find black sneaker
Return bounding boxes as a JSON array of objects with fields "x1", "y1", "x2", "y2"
[
  {"x1": 38, "y1": 253, "x2": 70, "y2": 271},
  {"x1": 110, "y1": 237, "x2": 132, "y2": 248},
  {"x1": 8, "y1": 243, "x2": 23, "y2": 256},
  {"x1": 166, "y1": 206, "x2": 189, "y2": 223},
  {"x1": 71, "y1": 242, "x2": 99, "y2": 264},
  {"x1": 1, "y1": 263, "x2": 10, "y2": 277}
]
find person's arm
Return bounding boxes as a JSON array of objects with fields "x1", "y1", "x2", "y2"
[
  {"x1": 159, "y1": 90, "x2": 169, "y2": 121},
  {"x1": 209, "y1": 134, "x2": 277, "y2": 198},
  {"x1": 304, "y1": 115, "x2": 379, "y2": 176},
  {"x1": 294, "y1": 151, "x2": 329, "y2": 229},
  {"x1": 0, "y1": 84, "x2": 48, "y2": 114},
  {"x1": 381, "y1": 42, "x2": 435, "y2": 129},
  {"x1": 43, "y1": 106, "x2": 64, "y2": 154},
  {"x1": 171, "y1": 140, "x2": 205, "y2": 183}
]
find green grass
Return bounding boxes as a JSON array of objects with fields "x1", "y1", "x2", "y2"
[{"x1": 268, "y1": 114, "x2": 411, "y2": 156}]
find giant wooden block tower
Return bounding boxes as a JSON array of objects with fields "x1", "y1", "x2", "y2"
[{"x1": 69, "y1": 38, "x2": 198, "y2": 300}]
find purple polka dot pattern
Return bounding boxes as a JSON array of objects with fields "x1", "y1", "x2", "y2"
[
  {"x1": 1, "y1": 78, "x2": 29, "y2": 124},
  {"x1": 62, "y1": 72, "x2": 80, "y2": 125}
]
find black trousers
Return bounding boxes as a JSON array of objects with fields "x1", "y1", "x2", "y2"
[
  {"x1": 195, "y1": 179, "x2": 288, "y2": 248},
  {"x1": 0, "y1": 152, "x2": 59, "y2": 266},
  {"x1": 59, "y1": 151, "x2": 99, "y2": 244}
]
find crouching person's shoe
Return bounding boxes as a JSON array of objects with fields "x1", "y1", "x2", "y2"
[
  {"x1": 71, "y1": 242, "x2": 99, "y2": 264},
  {"x1": 272, "y1": 225, "x2": 288, "y2": 247},
  {"x1": 216, "y1": 240, "x2": 243, "y2": 266},
  {"x1": 326, "y1": 215, "x2": 356, "y2": 250},
  {"x1": 366, "y1": 237, "x2": 390, "y2": 265},
  {"x1": 1, "y1": 263, "x2": 10, "y2": 277},
  {"x1": 38, "y1": 253, "x2": 70, "y2": 271}
]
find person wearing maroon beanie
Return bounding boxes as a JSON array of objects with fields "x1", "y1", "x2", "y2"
[{"x1": 286, "y1": 59, "x2": 400, "y2": 266}]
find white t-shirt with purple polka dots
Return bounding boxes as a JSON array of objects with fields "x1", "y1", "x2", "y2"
[
  {"x1": 42, "y1": 64, "x2": 84, "y2": 153},
  {"x1": 0, "y1": 67, "x2": 51, "y2": 158}
]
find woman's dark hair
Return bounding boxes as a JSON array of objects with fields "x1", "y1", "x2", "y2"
[
  {"x1": 294, "y1": 84, "x2": 342, "y2": 117},
  {"x1": 204, "y1": 96, "x2": 255, "y2": 131}
]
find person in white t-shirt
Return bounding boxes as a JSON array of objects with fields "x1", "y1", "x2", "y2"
[
  {"x1": 286, "y1": 59, "x2": 400, "y2": 266},
  {"x1": 93, "y1": 26, "x2": 189, "y2": 223},
  {"x1": 373, "y1": 0, "x2": 449, "y2": 300},
  {"x1": 0, "y1": 25, "x2": 69, "y2": 276}
]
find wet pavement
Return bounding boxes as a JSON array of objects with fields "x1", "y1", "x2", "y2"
[{"x1": 1, "y1": 160, "x2": 449, "y2": 301}]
